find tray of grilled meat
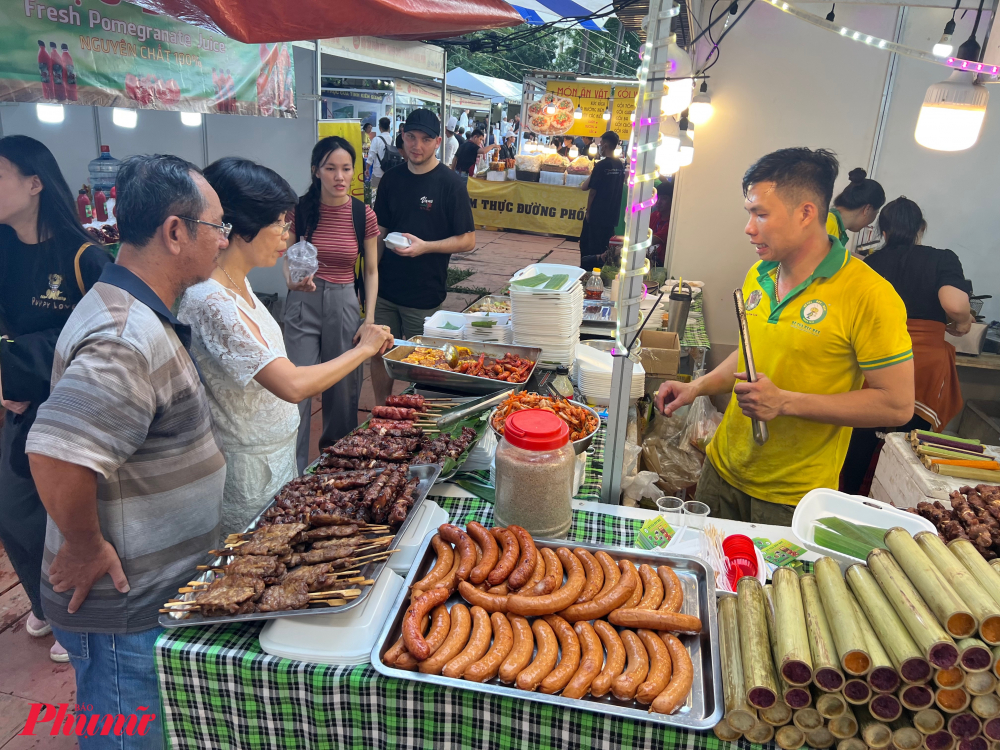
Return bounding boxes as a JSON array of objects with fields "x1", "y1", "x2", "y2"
[
  {"x1": 370, "y1": 527, "x2": 722, "y2": 730},
  {"x1": 159, "y1": 463, "x2": 442, "y2": 628}
]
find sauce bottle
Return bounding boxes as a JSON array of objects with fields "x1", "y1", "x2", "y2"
[
  {"x1": 49, "y1": 42, "x2": 65, "y2": 101},
  {"x1": 584, "y1": 268, "x2": 605, "y2": 300},
  {"x1": 94, "y1": 190, "x2": 108, "y2": 222},
  {"x1": 60, "y1": 44, "x2": 77, "y2": 101},
  {"x1": 37, "y1": 41, "x2": 53, "y2": 99},
  {"x1": 77, "y1": 188, "x2": 92, "y2": 223}
]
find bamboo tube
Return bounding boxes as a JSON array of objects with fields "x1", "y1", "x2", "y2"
[
  {"x1": 946, "y1": 712, "x2": 982, "y2": 739},
  {"x1": 974, "y1": 694, "x2": 1000, "y2": 719},
  {"x1": 958, "y1": 638, "x2": 995, "y2": 673},
  {"x1": 739, "y1": 577, "x2": 780, "y2": 709},
  {"x1": 844, "y1": 678, "x2": 873, "y2": 704},
  {"x1": 867, "y1": 549, "x2": 960, "y2": 669},
  {"x1": 792, "y1": 707, "x2": 823, "y2": 732},
  {"x1": 858, "y1": 702, "x2": 895, "y2": 748},
  {"x1": 813, "y1": 685, "x2": 848, "y2": 718},
  {"x1": 773, "y1": 567, "x2": 814, "y2": 686},
  {"x1": 830, "y1": 712, "x2": 860, "y2": 739},
  {"x1": 935, "y1": 668, "x2": 967, "y2": 690},
  {"x1": 761, "y1": 700, "x2": 794, "y2": 726},
  {"x1": 924, "y1": 730, "x2": 955, "y2": 750},
  {"x1": 776, "y1": 724, "x2": 806, "y2": 750},
  {"x1": 994, "y1": 645, "x2": 1000, "y2": 679},
  {"x1": 917, "y1": 532, "x2": 1000, "y2": 645},
  {"x1": 801, "y1": 574, "x2": 847, "y2": 692},
  {"x1": 805, "y1": 726, "x2": 836, "y2": 749},
  {"x1": 958, "y1": 738, "x2": 989, "y2": 750},
  {"x1": 966, "y1": 671, "x2": 996, "y2": 696},
  {"x1": 872, "y1": 692, "x2": 905, "y2": 721},
  {"x1": 933, "y1": 465, "x2": 1000, "y2": 482},
  {"x1": 986, "y1": 718, "x2": 1000, "y2": 741},
  {"x1": 848, "y1": 563, "x2": 933, "y2": 684},
  {"x1": 884, "y1": 529, "x2": 977, "y2": 639},
  {"x1": 765, "y1": 585, "x2": 813, "y2": 709},
  {"x1": 913, "y1": 709, "x2": 946, "y2": 734},
  {"x1": 838, "y1": 738, "x2": 867, "y2": 750},
  {"x1": 991, "y1": 560, "x2": 1000, "y2": 578},
  {"x1": 848, "y1": 585, "x2": 902, "y2": 693},
  {"x1": 950, "y1": 540, "x2": 1000, "y2": 610},
  {"x1": 719, "y1": 596, "x2": 759, "y2": 733},
  {"x1": 902, "y1": 684, "x2": 937, "y2": 711},
  {"x1": 816, "y1": 556, "x2": 873, "y2": 675},
  {"x1": 745, "y1": 720, "x2": 774, "y2": 744},
  {"x1": 892, "y1": 715, "x2": 924, "y2": 750},
  {"x1": 713, "y1": 719, "x2": 743, "y2": 742},
  {"x1": 936, "y1": 688, "x2": 972, "y2": 714}
]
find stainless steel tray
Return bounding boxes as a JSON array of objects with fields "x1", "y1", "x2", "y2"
[
  {"x1": 158, "y1": 463, "x2": 442, "y2": 629},
  {"x1": 382, "y1": 336, "x2": 542, "y2": 396},
  {"x1": 370, "y1": 533, "x2": 723, "y2": 730}
]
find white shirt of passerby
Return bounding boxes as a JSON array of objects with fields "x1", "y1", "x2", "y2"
[
  {"x1": 459, "y1": 111, "x2": 469, "y2": 131},
  {"x1": 501, "y1": 119, "x2": 510, "y2": 136},
  {"x1": 445, "y1": 134, "x2": 459, "y2": 167},
  {"x1": 367, "y1": 132, "x2": 391, "y2": 179}
]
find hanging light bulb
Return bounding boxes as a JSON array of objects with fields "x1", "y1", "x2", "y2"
[
  {"x1": 661, "y1": 78, "x2": 694, "y2": 117},
  {"x1": 659, "y1": 116, "x2": 680, "y2": 153},
  {"x1": 574, "y1": 106, "x2": 583, "y2": 119},
  {"x1": 545, "y1": 102, "x2": 556, "y2": 115},
  {"x1": 933, "y1": 17, "x2": 957, "y2": 57},
  {"x1": 689, "y1": 82, "x2": 714, "y2": 125},
  {"x1": 914, "y1": 70, "x2": 988, "y2": 151},
  {"x1": 569, "y1": 146, "x2": 579, "y2": 158},
  {"x1": 664, "y1": 33, "x2": 693, "y2": 78},
  {"x1": 603, "y1": 107, "x2": 611, "y2": 121},
  {"x1": 677, "y1": 117, "x2": 694, "y2": 166},
  {"x1": 588, "y1": 142, "x2": 598, "y2": 157}
]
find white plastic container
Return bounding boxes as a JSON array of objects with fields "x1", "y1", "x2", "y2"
[
  {"x1": 791, "y1": 488, "x2": 937, "y2": 571},
  {"x1": 509, "y1": 263, "x2": 586, "y2": 294},
  {"x1": 422, "y1": 309, "x2": 467, "y2": 338}
]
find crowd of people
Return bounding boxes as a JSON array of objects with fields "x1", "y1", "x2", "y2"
[{"x1": 0, "y1": 107, "x2": 475, "y2": 747}]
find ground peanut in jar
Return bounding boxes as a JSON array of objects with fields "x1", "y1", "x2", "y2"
[{"x1": 493, "y1": 409, "x2": 575, "y2": 538}]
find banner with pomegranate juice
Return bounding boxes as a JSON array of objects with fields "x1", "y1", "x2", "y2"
[{"x1": 0, "y1": 0, "x2": 296, "y2": 117}]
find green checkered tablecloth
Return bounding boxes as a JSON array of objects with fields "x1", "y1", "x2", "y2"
[{"x1": 154, "y1": 483, "x2": 730, "y2": 750}]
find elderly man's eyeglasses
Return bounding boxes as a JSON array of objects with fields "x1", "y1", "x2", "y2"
[{"x1": 178, "y1": 217, "x2": 233, "y2": 239}]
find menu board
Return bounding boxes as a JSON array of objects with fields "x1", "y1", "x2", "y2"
[{"x1": 537, "y1": 81, "x2": 636, "y2": 140}]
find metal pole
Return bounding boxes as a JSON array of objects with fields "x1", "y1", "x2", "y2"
[
  {"x1": 314, "y1": 39, "x2": 322, "y2": 126},
  {"x1": 440, "y1": 49, "x2": 448, "y2": 161},
  {"x1": 600, "y1": 0, "x2": 675, "y2": 503}
]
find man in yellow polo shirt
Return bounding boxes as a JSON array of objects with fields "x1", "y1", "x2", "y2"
[{"x1": 655, "y1": 147, "x2": 914, "y2": 523}]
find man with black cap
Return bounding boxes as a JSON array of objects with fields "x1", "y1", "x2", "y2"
[{"x1": 371, "y1": 108, "x2": 476, "y2": 404}]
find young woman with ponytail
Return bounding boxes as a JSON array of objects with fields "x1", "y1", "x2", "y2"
[{"x1": 827, "y1": 167, "x2": 886, "y2": 245}]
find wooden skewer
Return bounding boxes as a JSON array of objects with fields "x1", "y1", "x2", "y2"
[
  {"x1": 310, "y1": 599, "x2": 347, "y2": 606},
  {"x1": 160, "y1": 608, "x2": 196, "y2": 614},
  {"x1": 307, "y1": 588, "x2": 362, "y2": 598}
]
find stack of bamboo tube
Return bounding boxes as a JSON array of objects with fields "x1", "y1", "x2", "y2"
[{"x1": 715, "y1": 527, "x2": 1000, "y2": 750}]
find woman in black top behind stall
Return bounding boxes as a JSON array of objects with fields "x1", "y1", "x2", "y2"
[
  {"x1": 0, "y1": 136, "x2": 112, "y2": 662},
  {"x1": 841, "y1": 197, "x2": 974, "y2": 496}
]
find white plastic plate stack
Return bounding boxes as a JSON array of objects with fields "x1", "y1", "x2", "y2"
[
  {"x1": 574, "y1": 342, "x2": 644, "y2": 405},
  {"x1": 461, "y1": 322, "x2": 513, "y2": 344},
  {"x1": 509, "y1": 264, "x2": 586, "y2": 367},
  {"x1": 422, "y1": 310, "x2": 467, "y2": 340}
]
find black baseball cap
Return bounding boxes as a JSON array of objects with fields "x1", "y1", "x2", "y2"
[{"x1": 404, "y1": 109, "x2": 440, "y2": 138}]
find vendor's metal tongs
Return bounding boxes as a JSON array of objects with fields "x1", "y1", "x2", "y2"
[{"x1": 734, "y1": 289, "x2": 770, "y2": 446}]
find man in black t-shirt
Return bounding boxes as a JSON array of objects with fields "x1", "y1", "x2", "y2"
[
  {"x1": 454, "y1": 129, "x2": 500, "y2": 177},
  {"x1": 579, "y1": 131, "x2": 625, "y2": 269},
  {"x1": 372, "y1": 108, "x2": 477, "y2": 404}
]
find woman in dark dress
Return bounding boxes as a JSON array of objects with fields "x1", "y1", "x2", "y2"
[
  {"x1": 0, "y1": 136, "x2": 112, "y2": 661},
  {"x1": 841, "y1": 197, "x2": 974, "y2": 495}
]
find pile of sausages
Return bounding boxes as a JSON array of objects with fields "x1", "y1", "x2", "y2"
[{"x1": 383, "y1": 523, "x2": 701, "y2": 715}]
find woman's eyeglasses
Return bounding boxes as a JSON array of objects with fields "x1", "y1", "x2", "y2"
[{"x1": 276, "y1": 220, "x2": 292, "y2": 233}]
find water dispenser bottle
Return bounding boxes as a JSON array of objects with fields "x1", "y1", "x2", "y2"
[{"x1": 88, "y1": 145, "x2": 121, "y2": 194}]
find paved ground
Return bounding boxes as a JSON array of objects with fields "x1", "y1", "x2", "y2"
[{"x1": 0, "y1": 230, "x2": 579, "y2": 749}]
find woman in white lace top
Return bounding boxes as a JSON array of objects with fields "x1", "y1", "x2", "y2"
[{"x1": 178, "y1": 158, "x2": 393, "y2": 534}]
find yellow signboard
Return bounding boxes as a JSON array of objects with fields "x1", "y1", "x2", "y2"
[
  {"x1": 543, "y1": 81, "x2": 637, "y2": 140},
  {"x1": 317, "y1": 120, "x2": 365, "y2": 201},
  {"x1": 468, "y1": 179, "x2": 588, "y2": 238}
]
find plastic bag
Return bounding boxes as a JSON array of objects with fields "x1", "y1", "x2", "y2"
[
  {"x1": 286, "y1": 236, "x2": 319, "y2": 283},
  {"x1": 641, "y1": 410, "x2": 703, "y2": 497},
  {"x1": 621, "y1": 470, "x2": 662, "y2": 507},
  {"x1": 680, "y1": 395, "x2": 722, "y2": 454}
]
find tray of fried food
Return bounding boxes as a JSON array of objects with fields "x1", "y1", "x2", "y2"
[
  {"x1": 369, "y1": 523, "x2": 721, "y2": 729},
  {"x1": 158, "y1": 463, "x2": 441, "y2": 627}
]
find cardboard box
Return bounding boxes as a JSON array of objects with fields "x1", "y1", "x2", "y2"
[{"x1": 639, "y1": 330, "x2": 681, "y2": 376}]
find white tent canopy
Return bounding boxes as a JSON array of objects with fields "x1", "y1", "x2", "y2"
[{"x1": 446, "y1": 68, "x2": 522, "y2": 104}]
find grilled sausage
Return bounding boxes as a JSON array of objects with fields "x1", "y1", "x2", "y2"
[
  {"x1": 540, "y1": 615, "x2": 581, "y2": 695},
  {"x1": 559, "y1": 559, "x2": 639, "y2": 623},
  {"x1": 385, "y1": 614, "x2": 427, "y2": 666},
  {"x1": 595, "y1": 550, "x2": 620, "y2": 593},
  {"x1": 637, "y1": 564, "x2": 665, "y2": 610},
  {"x1": 467, "y1": 522, "x2": 499, "y2": 585},
  {"x1": 635, "y1": 628, "x2": 673, "y2": 704},
  {"x1": 402, "y1": 587, "x2": 451, "y2": 661},
  {"x1": 651, "y1": 634, "x2": 694, "y2": 715},
  {"x1": 658, "y1": 565, "x2": 683, "y2": 613},
  {"x1": 515, "y1": 619, "x2": 559, "y2": 692},
  {"x1": 507, "y1": 548, "x2": 586, "y2": 617},
  {"x1": 465, "y1": 612, "x2": 514, "y2": 683},
  {"x1": 488, "y1": 527, "x2": 520, "y2": 585},
  {"x1": 487, "y1": 582, "x2": 509, "y2": 595},
  {"x1": 562, "y1": 621, "x2": 604, "y2": 699},
  {"x1": 590, "y1": 620, "x2": 627, "y2": 697},
  {"x1": 411, "y1": 535, "x2": 454, "y2": 591},
  {"x1": 607, "y1": 608, "x2": 703, "y2": 634},
  {"x1": 438, "y1": 524, "x2": 476, "y2": 582},
  {"x1": 513, "y1": 553, "x2": 546, "y2": 594},
  {"x1": 457, "y1": 580, "x2": 508, "y2": 613},
  {"x1": 432, "y1": 548, "x2": 464, "y2": 594},
  {"x1": 506, "y1": 525, "x2": 539, "y2": 590},
  {"x1": 574, "y1": 548, "x2": 605, "y2": 604},
  {"x1": 418, "y1": 603, "x2": 472, "y2": 674},
  {"x1": 499, "y1": 614, "x2": 534, "y2": 684},
  {"x1": 394, "y1": 605, "x2": 450, "y2": 670},
  {"x1": 625, "y1": 571, "x2": 644, "y2": 608},
  {"x1": 443, "y1": 606, "x2": 493, "y2": 678},
  {"x1": 519, "y1": 547, "x2": 562, "y2": 597},
  {"x1": 611, "y1": 629, "x2": 650, "y2": 701}
]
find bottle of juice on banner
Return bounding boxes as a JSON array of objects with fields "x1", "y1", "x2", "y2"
[
  {"x1": 37, "y1": 41, "x2": 53, "y2": 99},
  {"x1": 60, "y1": 44, "x2": 77, "y2": 101},
  {"x1": 49, "y1": 42, "x2": 65, "y2": 101},
  {"x1": 94, "y1": 190, "x2": 108, "y2": 222},
  {"x1": 77, "y1": 188, "x2": 92, "y2": 224}
]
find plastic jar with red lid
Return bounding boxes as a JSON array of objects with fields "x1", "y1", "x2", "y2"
[{"x1": 494, "y1": 409, "x2": 575, "y2": 538}]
